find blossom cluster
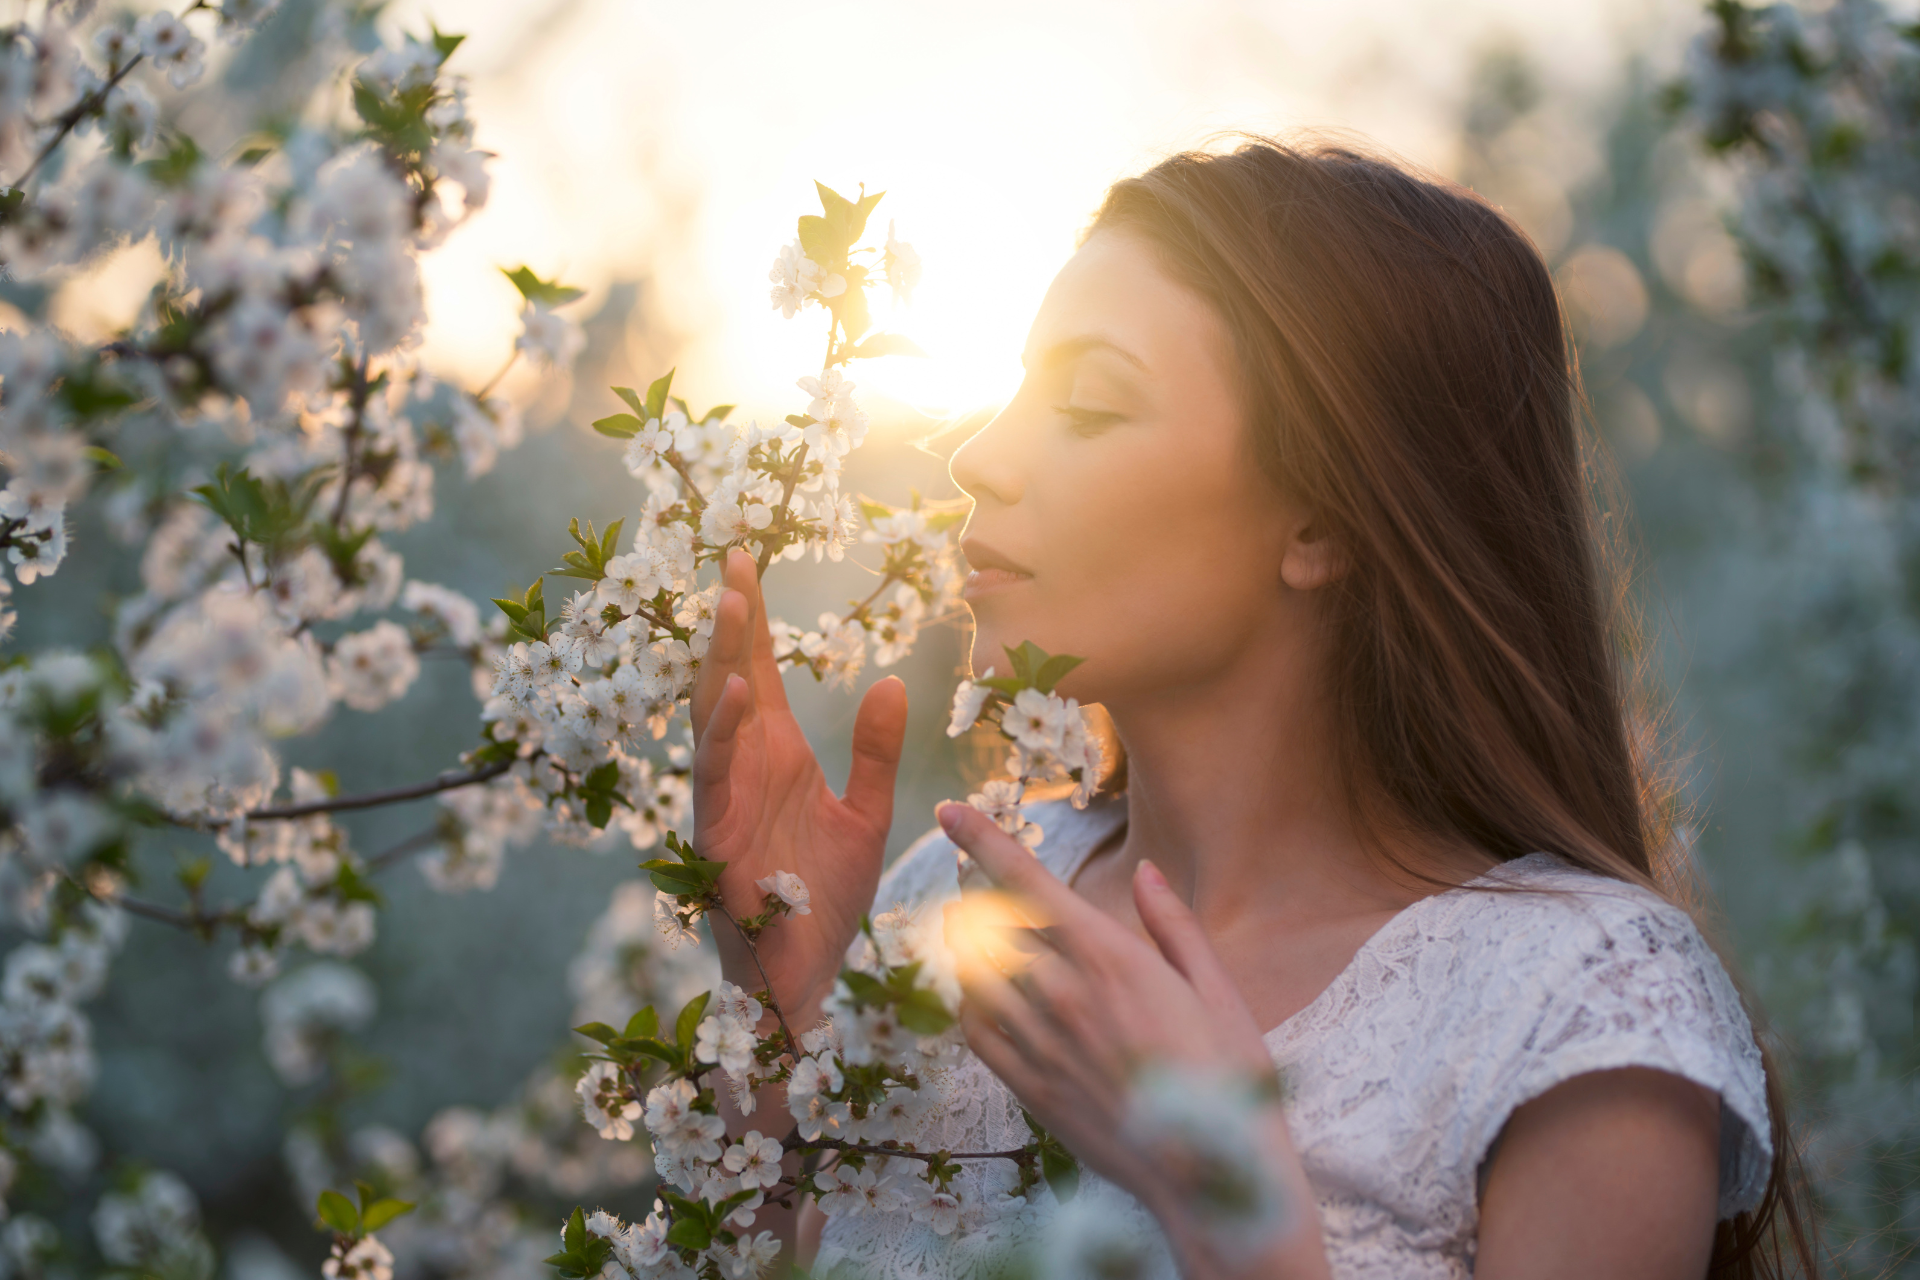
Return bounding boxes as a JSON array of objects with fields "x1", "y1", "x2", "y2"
[
  {"x1": 1673, "y1": 0, "x2": 1920, "y2": 491},
  {"x1": 554, "y1": 882, "x2": 1068, "y2": 1280},
  {"x1": 946, "y1": 641, "x2": 1107, "y2": 852},
  {"x1": 475, "y1": 184, "x2": 961, "y2": 862}
]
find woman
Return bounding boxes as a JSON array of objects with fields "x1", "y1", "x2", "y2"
[{"x1": 687, "y1": 135, "x2": 1815, "y2": 1278}]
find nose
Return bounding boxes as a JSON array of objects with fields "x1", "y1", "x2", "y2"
[{"x1": 948, "y1": 404, "x2": 1026, "y2": 508}]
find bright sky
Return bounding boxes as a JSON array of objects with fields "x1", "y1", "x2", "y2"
[{"x1": 392, "y1": 0, "x2": 1699, "y2": 427}]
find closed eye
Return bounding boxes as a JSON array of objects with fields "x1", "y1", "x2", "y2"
[{"x1": 1052, "y1": 403, "x2": 1123, "y2": 436}]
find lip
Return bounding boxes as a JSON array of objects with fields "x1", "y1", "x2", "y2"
[{"x1": 960, "y1": 539, "x2": 1034, "y2": 599}]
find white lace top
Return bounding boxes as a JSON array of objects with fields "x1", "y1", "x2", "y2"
[{"x1": 813, "y1": 793, "x2": 1773, "y2": 1280}]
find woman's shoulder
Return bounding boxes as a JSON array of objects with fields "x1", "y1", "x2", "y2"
[{"x1": 1410, "y1": 851, "x2": 1774, "y2": 1218}]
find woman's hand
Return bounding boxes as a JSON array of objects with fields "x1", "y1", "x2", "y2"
[
  {"x1": 936, "y1": 801, "x2": 1330, "y2": 1280},
  {"x1": 689, "y1": 549, "x2": 907, "y2": 1029}
]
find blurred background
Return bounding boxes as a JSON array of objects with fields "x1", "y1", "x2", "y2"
[{"x1": 14, "y1": 0, "x2": 1918, "y2": 1273}]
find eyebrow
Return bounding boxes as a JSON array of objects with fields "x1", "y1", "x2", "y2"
[{"x1": 1020, "y1": 335, "x2": 1147, "y2": 373}]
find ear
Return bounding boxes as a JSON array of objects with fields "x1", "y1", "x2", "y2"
[{"x1": 1280, "y1": 516, "x2": 1349, "y2": 591}]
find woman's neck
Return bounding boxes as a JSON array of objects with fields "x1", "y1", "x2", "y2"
[{"x1": 1098, "y1": 635, "x2": 1476, "y2": 932}]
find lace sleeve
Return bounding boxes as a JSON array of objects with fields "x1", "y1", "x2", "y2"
[{"x1": 1467, "y1": 880, "x2": 1774, "y2": 1220}]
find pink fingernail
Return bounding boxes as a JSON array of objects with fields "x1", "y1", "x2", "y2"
[
  {"x1": 1139, "y1": 859, "x2": 1168, "y2": 889},
  {"x1": 937, "y1": 802, "x2": 964, "y2": 835}
]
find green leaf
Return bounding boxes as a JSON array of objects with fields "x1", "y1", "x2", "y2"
[
  {"x1": 895, "y1": 988, "x2": 955, "y2": 1035},
  {"x1": 592, "y1": 413, "x2": 642, "y2": 439},
  {"x1": 138, "y1": 132, "x2": 202, "y2": 188},
  {"x1": 82, "y1": 445, "x2": 122, "y2": 470},
  {"x1": 499, "y1": 265, "x2": 585, "y2": 309},
  {"x1": 623, "y1": 1006, "x2": 659, "y2": 1039},
  {"x1": 1041, "y1": 1145, "x2": 1079, "y2": 1202},
  {"x1": 316, "y1": 1189, "x2": 359, "y2": 1235},
  {"x1": 361, "y1": 1197, "x2": 414, "y2": 1232},
  {"x1": 631, "y1": 1036, "x2": 685, "y2": 1068},
  {"x1": 796, "y1": 213, "x2": 832, "y2": 261},
  {"x1": 1033, "y1": 653, "x2": 1085, "y2": 694},
  {"x1": 572, "y1": 1022, "x2": 620, "y2": 1045},
  {"x1": 611, "y1": 385, "x2": 646, "y2": 416},
  {"x1": 665, "y1": 1216, "x2": 712, "y2": 1250},
  {"x1": 600, "y1": 519, "x2": 624, "y2": 563},
  {"x1": 674, "y1": 990, "x2": 712, "y2": 1051},
  {"x1": 701, "y1": 404, "x2": 735, "y2": 423},
  {"x1": 643, "y1": 369, "x2": 676, "y2": 421},
  {"x1": 563, "y1": 1205, "x2": 586, "y2": 1254},
  {"x1": 352, "y1": 78, "x2": 432, "y2": 157},
  {"x1": 846, "y1": 333, "x2": 927, "y2": 361},
  {"x1": 429, "y1": 24, "x2": 465, "y2": 62},
  {"x1": 833, "y1": 279, "x2": 872, "y2": 344},
  {"x1": 584, "y1": 793, "x2": 612, "y2": 829},
  {"x1": 491, "y1": 597, "x2": 529, "y2": 623}
]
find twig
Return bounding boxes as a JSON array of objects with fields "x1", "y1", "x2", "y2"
[
  {"x1": 11, "y1": 49, "x2": 145, "y2": 189},
  {"x1": 474, "y1": 349, "x2": 518, "y2": 400},
  {"x1": 241, "y1": 757, "x2": 511, "y2": 821},
  {"x1": 364, "y1": 827, "x2": 442, "y2": 873},
  {"x1": 754, "y1": 442, "x2": 810, "y2": 576},
  {"x1": 715, "y1": 902, "x2": 801, "y2": 1062},
  {"x1": 793, "y1": 1136, "x2": 1030, "y2": 1165},
  {"x1": 330, "y1": 349, "x2": 371, "y2": 530}
]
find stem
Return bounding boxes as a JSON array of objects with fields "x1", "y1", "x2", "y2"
[
  {"x1": 714, "y1": 901, "x2": 801, "y2": 1063},
  {"x1": 238, "y1": 757, "x2": 512, "y2": 821},
  {"x1": 474, "y1": 349, "x2": 518, "y2": 400},
  {"x1": 754, "y1": 442, "x2": 810, "y2": 576},
  {"x1": 331, "y1": 350, "x2": 371, "y2": 531},
  {"x1": 364, "y1": 827, "x2": 442, "y2": 873},
  {"x1": 11, "y1": 50, "x2": 145, "y2": 189},
  {"x1": 792, "y1": 1137, "x2": 1030, "y2": 1165},
  {"x1": 663, "y1": 451, "x2": 707, "y2": 510}
]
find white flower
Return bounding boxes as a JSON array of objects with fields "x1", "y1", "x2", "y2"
[
  {"x1": 713, "y1": 980, "x2": 764, "y2": 1027},
  {"x1": 884, "y1": 220, "x2": 923, "y2": 304},
  {"x1": 613, "y1": 1209, "x2": 672, "y2": 1272},
  {"x1": 1121, "y1": 1062, "x2": 1291, "y2": 1258},
  {"x1": 907, "y1": 1178, "x2": 962, "y2": 1236},
  {"x1": 967, "y1": 778, "x2": 1042, "y2": 848},
  {"x1": 597, "y1": 551, "x2": 666, "y2": 613},
  {"x1": 716, "y1": 1229, "x2": 779, "y2": 1280},
  {"x1": 515, "y1": 303, "x2": 584, "y2": 371},
  {"x1": 795, "y1": 368, "x2": 869, "y2": 457},
  {"x1": 947, "y1": 668, "x2": 995, "y2": 736},
  {"x1": 701, "y1": 495, "x2": 773, "y2": 546},
  {"x1": 694, "y1": 1015, "x2": 756, "y2": 1077},
  {"x1": 722, "y1": 1130, "x2": 785, "y2": 1190},
  {"x1": 327, "y1": 621, "x2": 420, "y2": 712},
  {"x1": 576, "y1": 1060, "x2": 641, "y2": 1141},
  {"x1": 322, "y1": 1234, "x2": 393, "y2": 1280},
  {"x1": 400, "y1": 581, "x2": 481, "y2": 647},
  {"x1": 103, "y1": 84, "x2": 157, "y2": 149},
  {"x1": 815, "y1": 1163, "x2": 872, "y2": 1219},
  {"x1": 621, "y1": 417, "x2": 677, "y2": 478},
  {"x1": 767, "y1": 240, "x2": 845, "y2": 318},
  {"x1": 754, "y1": 870, "x2": 811, "y2": 916},
  {"x1": 7, "y1": 517, "x2": 66, "y2": 584},
  {"x1": 527, "y1": 635, "x2": 586, "y2": 687},
  {"x1": 1006, "y1": 687, "x2": 1072, "y2": 755},
  {"x1": 652, "y1": 891, "x2": 701, "y2": 949},
  {"x1": 134, "y1": 12, "x2": 207, "y2": 88},
  {"x1": 644, "y1": 1077, "x2": 697, "y2": 1135}
]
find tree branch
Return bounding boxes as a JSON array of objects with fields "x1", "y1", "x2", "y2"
[{"x1": 243, "y1": 757, "x2": 512, "y2": 821}]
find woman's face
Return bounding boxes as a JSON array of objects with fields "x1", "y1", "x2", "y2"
[{"x1": 950, "y1": 228, "x2": 1315, "y2": 705}]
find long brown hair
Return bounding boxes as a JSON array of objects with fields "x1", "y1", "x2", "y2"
[{"x1": 1082, "y1": 133, "x2": 1817, "y2": 1278}]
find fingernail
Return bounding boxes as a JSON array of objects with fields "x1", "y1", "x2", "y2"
[
  {"x1": 1138, "y1": 859, "x2": 1168, "y2": 889},
  {"x1": 937, "y1": 802, "x2": 964, "y2": 835}
]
